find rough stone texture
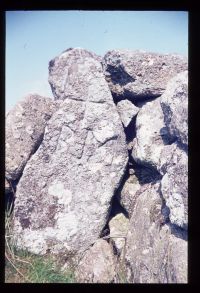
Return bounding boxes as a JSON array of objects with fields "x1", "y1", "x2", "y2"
[
  {"x1": 158, "y1": 72, "x2": 188, "y2": 230},
  {"x1": 160, "y1": 71, "x2": 188, "y2": 148},
  {"x1": 118, "y1": 164, "x2": 162, "y2": 217},
  {"x1": 103, "y1": 49, "x2": 188, "y2": 101},
  {"x1": 12, "y1": 48, "x2": 128, "y2": 256},
  {"x1": 166, "y1": 233, "x2": 188, "y2": 283},
  {"x1": 124, "y1": 182, "x2": 187, "y2": 283},
  {"x1": 161, "y1": 145, "x2": 188, "y2": 230},
  {"x1": 131, "y1": 98, "x2": 172, "y2": 170},
  {"x1": 108, "y1": 213, "x2": 129, "y2": 253},
  {"x1": 116, "y1": 100, "x2": 139, "y2": 128},
  {"x1": 48, "y1": 47, "x2": 102, "y2": 101},
  {"x1": 75, "y1": 239, "x2": 116, "y2": 283},
  {"x1": 6, "y1": 94, "x2": 57, "y2": 181},
  {"x1": 118, "y1": 173, "x2": 141, "y2": 217},
  {"x1": 158, "y1": 144, "x2": 178, "y2": 176}
]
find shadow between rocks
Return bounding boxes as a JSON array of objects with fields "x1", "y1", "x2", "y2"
[
  {"x1": 124, "y1": 116, "x2": 137, "y2": 144},
  {"x1": 129, "y1": 157, "x2": 162, "y2": 185},
  {"x1": 106, "y1": 64, "x2": 135, "y2": 86},
  {"x1": 100, "y1": 164, "x2": 130, "y2": 239}
]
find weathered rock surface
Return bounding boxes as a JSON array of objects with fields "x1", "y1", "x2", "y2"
[
  {"x1": 124, "y1": 182, "x2": 187, "y2": 283},
  {"x1": 48, "y1": 47, "x2": 102, "y2": 101},
  {"x1": 118, "y1": 164, "x2": 161, "y2": 217},
  {"x1": 75, "y1": 239, "x2": 116, "y2": 283},
  {"x1": 158, "y1": 72, "x2": 188, "y2": 229},
  {"x1": 118, "y1": 173, "x2": 141, "y2": 217},
  {"x1": 161, "y1": 145, "x2": 188, "y2": 230},
  {"x1": 131, "y1": 98, "x2": 172, "y2": 170},
  {"x1": 103, "y1": 50, "x2": 188, "y2": 101},
  {"x1": 116, "y1": 100, "x2": 139, "y2": 128},
  {"x1": 108, "y1": 213, "x2": 129, "y2": 253},
  {"x1": 160, "y1": 71, "x2": 188, "y2": 148},
  {"x1": 12, "y1": 48, "x2": 128, "y2": 256},
  {"x1": 166, "y1": 233, "x2": 188, "y2": 283},
  {"x1": 7, "y1": 47, "x2": 188, "y2": 284},
  {"x1": 6, "y1": 94, "x2": 57, "y2": 181}
]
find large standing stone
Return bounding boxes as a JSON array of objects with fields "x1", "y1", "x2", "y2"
[
  {"x1": 75, "y1": 239, "x2": 116, "y2": 283},
  {"x1": 124, "y1": 182, "x2": 187, "y2": 283},
  {"x1": 160, "y1": 71, "x2": 188, "y2": 148},
  {"x1": 103, "y1": 50, "x2": 188, "y2": 101},
  {"x1": 6, "y1": 94, "x2": 57, "y2": 181},
  {"x1": 131, "y1": 98, "x2": 171, "y2": 170},
  {"x1": 12, "y1": 48, "x2": 128, "y2": 256}
]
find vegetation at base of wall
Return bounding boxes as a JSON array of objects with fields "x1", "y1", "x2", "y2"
[{"x1": 5, "y1": 200, "x2": 76, "y2": 283}]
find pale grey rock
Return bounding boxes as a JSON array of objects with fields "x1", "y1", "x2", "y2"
[
  {"x1": 118, "y1": 165, "x2": 161, "y2": 217},
  {"x1": 48, "y1": 47, "x2": 102, "y2": 101},
  {"x1": 116, "y1": 100, "x2": 139, "y2": 128},
  {"x1": 167, "y1": 233, "x2": 188, "y2": 283},
  {"x1": 131, "y1": 98, "x2": 171, "y2": 170},
  {"x1": 161, "y1": 145, "x2": 188, "y2": 230},
  {"x1": 75, "y1": 239, "x2": 116, "y2": 283},
  {"x1": 124, "y1": 182, "x2": 187, "y2": 283},
  {"x1": 158, "y1": 144, "x2": 177, "y2": 175},
  {"x1": 158, "y1": 72, "x2": 188, "y2": 229},
  {"x1": 103, "y1": 50, "x2": 188, "y2": 101},
  {"x1": 6, "y1": 94, "x2": 57, "y2": 181},
  {"x1": 118, "y1": 173, "x2": 141, "y2": 217},
  {"x1": 160, "y1": 71, "x2": 188, "y2": 147},
  {"x1": 108, "y1": 213, "x2": 129, "y2": 253},
  {"x1": 12, "y1": 48, "x2": 128, "y2": 256}
]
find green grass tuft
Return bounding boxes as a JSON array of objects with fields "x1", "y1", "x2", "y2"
[{"x1": 5, "y1": 197, "x2": 76, "y2": 283}]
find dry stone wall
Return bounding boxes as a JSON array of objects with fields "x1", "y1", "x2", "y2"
[{"x1": 5, "y1": 48, "x2": 188, "y2": 283}]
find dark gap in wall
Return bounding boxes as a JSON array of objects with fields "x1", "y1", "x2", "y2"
[
  {"x1": 30, "y1": 132, "x2": 44, "y2": 157},
  {"x1": 100, "y1": 164, "x2": 130, "y2": 239},
  {"x1": 176, "y1": 140, "x2": 188, "y2": 154},
  {"x1": 106, "y1": 64, "x2": 135, "y2": 86},
  {"x1": 5, "y1": 191, "x2": 14, "y2": 214},
  {"x1": 5, "y1": 179, "x2": 17, "y2": 214},
  {"x1": 167, "y1": 223, "x2": 188, "y2": 241},
  {"x1": 110, "y1": 166, "x2": 130, "y2": 220},
  {"x1": 129, "y1": 94, "x2": 161, "y2": 108},
  {"x1": 112, "y1": 91, "x2": 161, "y2": 107},
  {"x1": 129, "y1": 158, "x2": 162, "y2": 185},
  {"x1": 158, "y1": 182, "x2": 170, "y2": 225},
  {"x1": 124, "y1": 116, "x2": 137, "y2": 143}
]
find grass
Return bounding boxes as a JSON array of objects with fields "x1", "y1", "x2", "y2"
[
  {"x1": 5, "y1": 249, "x2": 76, "y2": 283},
  {"x1": 5, "y1": 197, "x2": 76, "y2": 283},
  {"x1": 114, "y1": 243, "x2": 128, "y2": 283},
  {"x1": 5, "y1": 190, "x2": 128, "y2": 283}
]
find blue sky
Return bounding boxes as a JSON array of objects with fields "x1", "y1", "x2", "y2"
[{"x1": 6, "y1": 11, "x2": 188, "y2": 111}]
